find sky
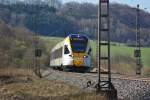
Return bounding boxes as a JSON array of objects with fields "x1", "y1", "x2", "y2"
[{"x1": 63, "y1": 0, "x2": 150, "y2": 12}]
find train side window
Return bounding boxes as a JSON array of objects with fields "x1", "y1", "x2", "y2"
[{"x1": 64, "y1": 45, "x2": 70, "y2": 54}]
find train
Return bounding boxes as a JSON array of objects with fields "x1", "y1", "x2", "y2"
[{"x1": 49, "y1": 34, "x2": 93, "y2": 72}]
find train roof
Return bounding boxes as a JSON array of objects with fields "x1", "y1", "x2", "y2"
[
  {"x1": 68, "y1": 34, "x2": 89, "y2": 41},
  {"x1": 50, "y1": 40, "x2": 64, "y2": 53}
]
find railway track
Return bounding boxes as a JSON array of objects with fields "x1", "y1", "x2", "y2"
[
  {"x1": 42, "y1": 68, "x2": 150, "y2": 82},
  {"x1": 42, "y1": 68, "x2": 150, "y2": 100}
]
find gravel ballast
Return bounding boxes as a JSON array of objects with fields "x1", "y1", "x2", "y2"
[{"x1": 42, "y1": 69, "x2": 150, "y2": 100}]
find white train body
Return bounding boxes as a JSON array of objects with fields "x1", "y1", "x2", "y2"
[{"x1": 50, "y1": 34, "x2": 93, "y2": 72}]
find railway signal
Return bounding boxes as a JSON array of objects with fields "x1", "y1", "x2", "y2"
[
  {"x1": 96, "y1": 0, "x2": 117, "y2": 99},
  {"x1": 35, "y1": 48, "x2": 42, "y2": 57}
]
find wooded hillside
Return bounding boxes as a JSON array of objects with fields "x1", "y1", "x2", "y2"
[{"x1": 0, "y1": 1, "x2": 150, "y2": 46}]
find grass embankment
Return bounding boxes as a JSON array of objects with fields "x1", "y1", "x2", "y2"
[
  {"x1": 41, "y1": 36, "x2": 150, "y2": 76},
  {"x1": 92, "y1": 41, "x2": 150, "y2": 76},
  {"x1": 91, "y1": 41, "x2": 150, "y2": 67},
  {"x1": 0, "y1": 68, "x2": 106, "y2": 100}
]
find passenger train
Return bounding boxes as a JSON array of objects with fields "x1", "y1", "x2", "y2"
[{"x1": 49, "y1": 34, "x2": 93, "y2": 72}]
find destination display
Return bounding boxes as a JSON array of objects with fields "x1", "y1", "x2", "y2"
[{"x1": 69, "y1": 34, "x2": 88, "y2": 42}]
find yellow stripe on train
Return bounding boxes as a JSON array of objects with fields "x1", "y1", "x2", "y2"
[{"x1": 73, "y1": 53, "x2": 85, "y2": 67}]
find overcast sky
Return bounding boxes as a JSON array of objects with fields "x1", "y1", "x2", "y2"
[{"x1": 63, "y1": 0, "x2": 150, "y2": 12}]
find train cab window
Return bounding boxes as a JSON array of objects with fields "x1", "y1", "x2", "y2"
[{"x1": 64, "y1": 45, "x2": 70, "y2": 54}]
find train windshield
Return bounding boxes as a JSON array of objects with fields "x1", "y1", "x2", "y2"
[
  {"x1": 70, "y1": 35, "x2": 88, "y2": 53},
  {"x1": 71, "y1": 41, "x2": 87, "y2": 53}
]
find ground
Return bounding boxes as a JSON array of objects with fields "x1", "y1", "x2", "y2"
[{"x1": 0, "y1": 68, "x2": 106, "y2": 100}]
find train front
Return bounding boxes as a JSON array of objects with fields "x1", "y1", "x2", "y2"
[{"x1": 63, "y1": 34, "x2": 92, "y2": 72}]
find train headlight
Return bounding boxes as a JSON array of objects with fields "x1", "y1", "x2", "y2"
[
  {"x1": 69, "y1": 54, "x2": 73, "y2": 57},
  {"x1": 83, "y1": 55, "x2": 88, "y2": 58}
]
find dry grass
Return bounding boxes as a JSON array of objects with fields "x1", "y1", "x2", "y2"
[
  {"x1": 0, "y1": 68, "x2": 35, "y2": 78},
  {"x1": 0, "y1": 68, "x2": 106, "y2": 100},
  {"x1": 142, "y1": 67, "x2": 150, "y2": 77},
  {"x1": 111, "y1": 63, "x2": 136, "y2": 75}
]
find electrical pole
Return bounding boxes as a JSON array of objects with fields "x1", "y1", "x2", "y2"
[
  {"x1": 134, "y1": 4, "x2": 142, "y2": 75},
  {"x1": 97, "y1": 0, "x2": 117, "y2": 99},
  {"x1": 31, "y1": 3, "x2": 42, "y2": 78}
]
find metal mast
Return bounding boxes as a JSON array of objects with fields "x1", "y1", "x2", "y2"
[
  {"x1": 97, "y1": 0, "x2": 117, "y2": 99},
  {"x1": 32, "y1": 3, "x2": 42, "y2": 78},
  {"x1": 134, "y1": 4, "x2": 142, "y2": 75}
]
